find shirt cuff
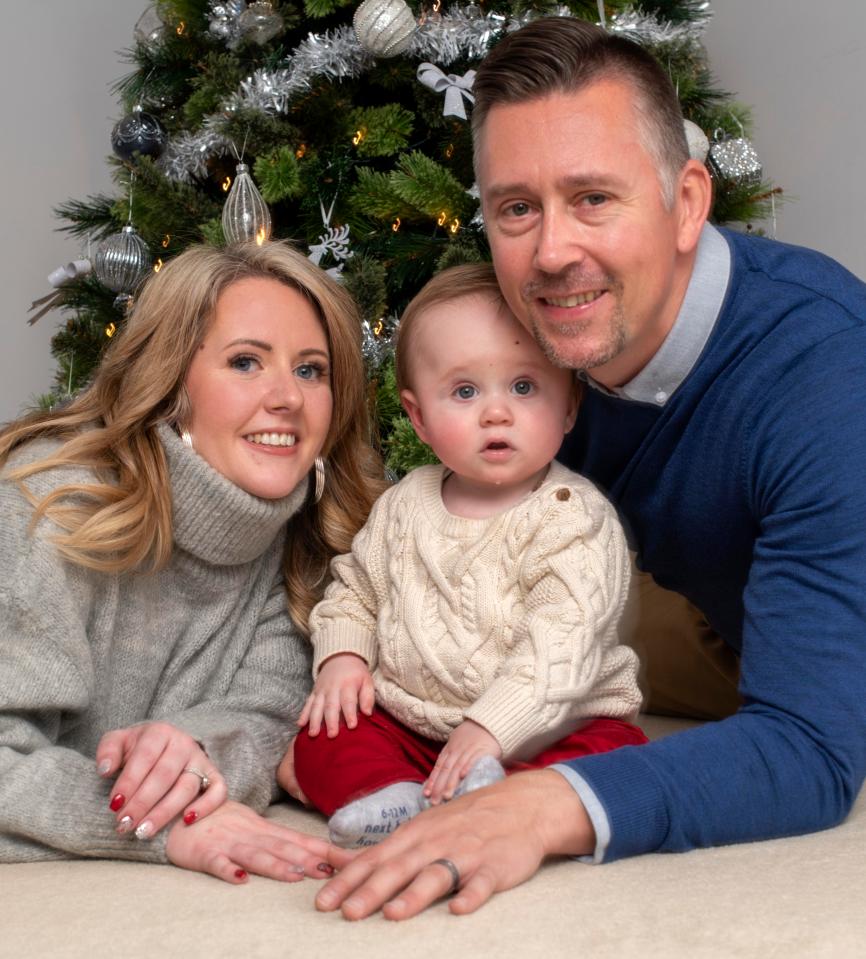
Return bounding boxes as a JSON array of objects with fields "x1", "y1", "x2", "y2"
[{"x1": 550, "y1": 763, "x2": 611, "y2": 864}]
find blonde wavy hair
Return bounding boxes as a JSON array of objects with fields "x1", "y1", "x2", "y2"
[{"x1": 0, "y1": 241, "x2": 386, "y2": 633}]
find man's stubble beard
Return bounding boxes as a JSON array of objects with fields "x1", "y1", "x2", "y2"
[{"x1": 529, "y1": 298, "x2": 627, "y2": 374}]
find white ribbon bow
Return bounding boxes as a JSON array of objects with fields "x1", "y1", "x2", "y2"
[
  {"x1": 28, "y1": 259, "x2": 92, "y2": 325},
  {"x1": 417, "y1": 63, "x2": 476, "y2": 120}
]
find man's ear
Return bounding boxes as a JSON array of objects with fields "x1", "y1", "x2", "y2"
[
  {"x1": 675, "y1": 159, "x2": 713, "y2": 255},
  {"x1": 400, "y1": 389, "x2": 431, "y2": 445}
]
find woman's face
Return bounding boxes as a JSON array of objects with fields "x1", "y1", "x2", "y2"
[{"x1": 184, "y1": 276, "x2": 333, "y2": 500}]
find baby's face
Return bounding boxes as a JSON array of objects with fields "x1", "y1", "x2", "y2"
[{"x1": 400, "y1": 294, "x2": 577, "y2": 501}]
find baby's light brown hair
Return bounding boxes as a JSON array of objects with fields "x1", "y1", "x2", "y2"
[{"x1": 395, "y1": 262, "x2": 505, "y2": 394}]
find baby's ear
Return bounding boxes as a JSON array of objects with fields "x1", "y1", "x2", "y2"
[{"x1": 400, "y1": 389, "x2": 430, "y2": 444}]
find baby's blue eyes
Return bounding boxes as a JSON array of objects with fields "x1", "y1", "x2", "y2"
[
  {"x1": 512, "y1": 380, "x2": 533, "y2": 396},
  {"x1": 453, "y1": 381, "x2": 535, "y2": 399},
  {"x1": 455, "y1": 385, "x2": 477, "y2": 400}
]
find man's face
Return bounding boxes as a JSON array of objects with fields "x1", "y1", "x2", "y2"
[{"x1": 477, "y1": 78, "x2": 691, "y2": 388}]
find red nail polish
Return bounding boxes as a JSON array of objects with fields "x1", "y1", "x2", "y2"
[
  {"x1": 109, "y1": 793, "x2": 125, "y2": 812},
  {"x1": 183, "y1": 810, "x2": 198, "y2": 825},
  {"x1": 234, "y1": 869, "x2": 248, "y2": 880},
  {"x1": 317, "y1": 862, "x2": 334, "y2": 875}
]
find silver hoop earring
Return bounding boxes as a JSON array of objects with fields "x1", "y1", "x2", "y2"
[
  {"x1": 180, "y1": 429, "x2": 194, "y2": 450},
  {"x1": 313, "y1": 457, "x2": 326, "y2": 503}
]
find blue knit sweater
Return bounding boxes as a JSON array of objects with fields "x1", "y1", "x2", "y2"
[{"x1": 558, "y1": 229, "x2": 866, "y2": 860}]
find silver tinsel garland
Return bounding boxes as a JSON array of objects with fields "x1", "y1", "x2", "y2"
[{"x1": 160, "y1": 4, "x2": 710, "y2": 182}]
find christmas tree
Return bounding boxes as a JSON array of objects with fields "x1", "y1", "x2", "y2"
[{"x1": 42, "y1": 0, "x2": 778, "y2": 473}]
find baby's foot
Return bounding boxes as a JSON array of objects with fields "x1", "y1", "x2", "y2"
[
  {"x1": 328, "y1": 781, "x2": 425, "y2": 848},
  {"x1": 454, "y1": 754, "x2": 506, "y2": 798}
]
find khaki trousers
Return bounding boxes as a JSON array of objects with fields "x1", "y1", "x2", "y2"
[{"x1": 619, "y1": 562, "x2": 742, "y2": 721}]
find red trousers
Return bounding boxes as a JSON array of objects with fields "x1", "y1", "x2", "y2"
[{"x1": 294, "y1": 705, "x2": 647, "y2": 816}]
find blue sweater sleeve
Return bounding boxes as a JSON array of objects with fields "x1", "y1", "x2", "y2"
[{"x1": 565, "y1": 325, "x2": 866, "y2": 860}]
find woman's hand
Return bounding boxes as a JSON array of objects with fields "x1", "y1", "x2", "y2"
[
  {"x1": 166, "y1": 800, "x2": 336, "y2": 883},
  {"x1": 423, "y1": 720, "x2": 503, "y2": 805},
  {"x1": 97, "y1": 721, "x2": 226, "y2": 839},
  {"x1": 297, "y1": 653, "x2": 375, "y2": 738}
]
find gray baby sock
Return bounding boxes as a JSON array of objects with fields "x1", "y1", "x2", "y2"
[
  {"x1": 454, "y1": 754, "x2": 506, "y2": 797},
  {"x1": 328, "y1": 781, "x2": 426, "y2": 848}
]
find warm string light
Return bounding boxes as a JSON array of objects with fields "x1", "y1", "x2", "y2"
[
  {"x1": 437, "y1": 211, "x2": 447, "y2": 226},
  {"x1": 295, "y1": 144, "x2": 307, "y2": 158},
  {"x1": 444, "y1": 143, "x2": 454, "y2": 159},
  {"x1": 105, "y1": 322, "x2": 117, "y2": 338},
  {"x1": 352, "y1": 128, "x2": 366, "y2": 146},
  {"x1": 161, "y1": 234, "x2": 170, "y2": 248},
  {"x1": 374, "y1": 319, "x2": 385, "y2": 336},
  {"x1": 176, "y1": 20, "x2": 186, "y2": 35},
  {"x1": 256, "y1": 226, "x2": 267, "y2": 245},
  {"x1": 392, "y1": 217, "x2": 401, "y2": 232},
  {"x1": 154, "y1": 258, "x2": 164, "y2": 272},
  {"x1": 449, "y1": 218, "x2": 460, "y2": 234},
  {"x1": 222, "y1": 176, "x2": 232, "y2": 192}
]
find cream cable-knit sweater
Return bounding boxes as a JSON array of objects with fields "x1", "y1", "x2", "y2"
[
  {"x1": 310, "y1": 462, "x2": 641, "y2": 758},
  {"x1": 0, "y1": 424, "x2": 311, "y2": 863}
]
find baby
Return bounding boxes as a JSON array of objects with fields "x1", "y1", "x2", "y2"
[{"x1": 293, "y1": 263, "x2": 644, "y2": 847}]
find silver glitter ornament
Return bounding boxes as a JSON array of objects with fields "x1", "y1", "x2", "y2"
[
  {"x1": 239, "y1": 1, "x2": 284, "y2": 44},
  {"x1": 708, "y1": 131, "x2": 762, "y2": 186},
  {"x1": 209, "y1": 1, "x2": 246, "y2": 47},
  {"x1": 683, "y1": 119, "x2": 709, "y2": 163},
  {"x1": 94, "y1": 226, "x2": 152, "y2": 308},
  {"x1": 222, "y1": 162, "x2": 272, "y2": 244},
  {"x1": 354, "y1": 0, "x2": 417, "y2": 58},
  {"x1": 111, "y1": 105, "x2": 167, "y2": 161}
]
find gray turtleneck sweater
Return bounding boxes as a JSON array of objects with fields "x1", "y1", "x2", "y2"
[{"x1": 0, "y1": 423, "x2": 312, "y2": 863}]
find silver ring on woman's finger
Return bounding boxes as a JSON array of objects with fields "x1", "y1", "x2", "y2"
[
  {"x1": 431, "y1": 858, "x2": 460, "y2": 895},
  {"x1": 183, "y1": 767, "x2": 211, "y2": 792}
]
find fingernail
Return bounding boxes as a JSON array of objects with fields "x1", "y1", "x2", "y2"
[
  {"x1": 317, "y1": 890, "x2": 336, "y2": 907},
  {"x1": 134, "y1": 820, "x2": 154, "y2": 841},
  {"x1": 116, "y1": 815, "x2": 134, "y2": 835},
  {"x1": 109, "y1": 793, "x2": 125, "y2": 812},
  {"x1": 97, "y1": 759, "x2": 111, "y2": 776},
  {"x1": 317, "y1": 862, "x2": 334, "y2": 875},
  {"x1": 183, "y1": 810, "x2": 198, "y2": 825},
  {"x1": 234, "y1": 868, "x2": 248, "y2": 880}
]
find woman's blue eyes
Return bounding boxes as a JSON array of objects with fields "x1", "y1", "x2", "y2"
[
  {"x1": 228, "y1": 355, "x2": 327, "y2": 379},
  {"x1": 230, "y1": 354, "x2": 258, "y2": 373}
]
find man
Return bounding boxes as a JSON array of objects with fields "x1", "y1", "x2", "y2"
[{"x1": 313, "y1": 16, "x2": 866, "y2": 920}]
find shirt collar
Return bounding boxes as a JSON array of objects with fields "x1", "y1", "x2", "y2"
[{"x1": 581, "y1": 222, "x2": 731, "y2": 405}]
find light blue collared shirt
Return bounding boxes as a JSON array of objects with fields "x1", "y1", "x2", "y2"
[{"x1": 552, "y1": 222, "x2": 731, "y2": 863}]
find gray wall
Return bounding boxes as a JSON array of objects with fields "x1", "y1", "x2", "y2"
[
  {"x1": 1, "y1": 1, "x2": 864, "y2": 422},
  {"x1": 703, "y1": 0, "x2": 866, "y2": 277},
  {"x1": 0, "y1": 0, "x2": 142, "y2": 424}
]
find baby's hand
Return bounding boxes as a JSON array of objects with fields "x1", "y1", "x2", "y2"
[
  {"x1": 298, "y1": 653, "x2": 375, "y2": 738},
  {"x1": 97, "y1": 722, "x2": 226, "y2": 840},
  {"x1": 424, "y1": 720, "x2": 503, "y2": 805}
]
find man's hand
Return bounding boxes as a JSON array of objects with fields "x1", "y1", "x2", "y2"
[
  {"x1": 423, "y1": 720, "x2": 502, "y2": 804},
  {"x1": 297, "y1": 653, "x2": 375, "y2": 738},
  {"x1": 315, "y1": 769, "x2": 595, "y2": 921}
]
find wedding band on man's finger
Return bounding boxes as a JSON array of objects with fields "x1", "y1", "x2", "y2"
[
  {"x1": 183, "y1": 766, "x2": 211, "y2": 793},
  {"x1": 430, "y1": 858, "x2": 461, "y2": 896}
]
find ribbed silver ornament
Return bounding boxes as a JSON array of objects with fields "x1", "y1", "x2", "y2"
[
  {"x1": 353, "y1": 0, "x2": 416, "y2": 58},
  {"x1": 94, "y1": 225, "x2": 152, "y2": 295},
  {"x1": 222, "y1": 162, "x2": 272, "y2": 244}
]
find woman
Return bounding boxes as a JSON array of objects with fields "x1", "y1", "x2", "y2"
[{"x1": 0, "y1": 241, "x2": 385, "y2": 882}]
